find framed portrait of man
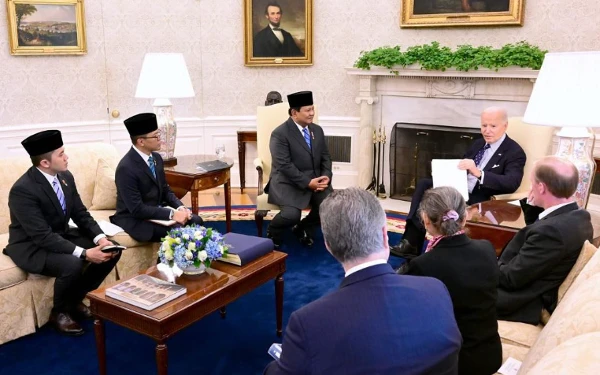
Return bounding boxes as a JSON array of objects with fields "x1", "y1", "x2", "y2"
[
  {"x1": 244, "y1": 0, "x2": 313, "y2": 66},
  {"x1": 401, "y1": 0, "x2": 524, "y2": 27}
]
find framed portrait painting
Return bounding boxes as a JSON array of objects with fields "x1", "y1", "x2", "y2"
[
  {"x1": 401, "y1": 0, "x2": 524, "y2": 27},
  {"x1": 6, "y1": 0, "x2": 86, "y2": 55},
  {"x1": 244, "y1": 0, "x2": 313, "y2": 66}
]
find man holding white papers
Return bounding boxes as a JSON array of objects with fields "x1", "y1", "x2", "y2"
[
  {"x1": 111, "y1": 113, "x2": 203, "y2": 242},
  {"x1": 391, "y1": 107, "x2": 526, "y2": 258}
]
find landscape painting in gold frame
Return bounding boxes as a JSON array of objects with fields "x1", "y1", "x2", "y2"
[
  {"x1": 401, "y1": 0, "x2": 524, "y2": 28},
  {"x1": 6, "y1": 0, "x2": 86, "y2": 55},
  {"x1": 244, "y1": 0, "x2": 313, "y2": 67}
]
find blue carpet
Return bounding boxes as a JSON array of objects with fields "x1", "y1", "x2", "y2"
[{"x1": 0, "y1": 221, "x2": 404, "y2": 375}]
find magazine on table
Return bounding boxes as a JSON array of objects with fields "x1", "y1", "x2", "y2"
[
  {"x1": 106, "y1": 274, "x2": 186, "y2": 310},
  {"x1": 196, "y1": 159, "x2": 229, "y2": 172}
]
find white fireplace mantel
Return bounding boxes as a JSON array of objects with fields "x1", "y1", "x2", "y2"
[{"x1": 346, "y1": 66, "x2": 539, "y2": 189}]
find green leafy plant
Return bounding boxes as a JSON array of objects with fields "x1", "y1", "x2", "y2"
[{"x1": 354, "y1": 41, "x2": 547, "y2": 74}]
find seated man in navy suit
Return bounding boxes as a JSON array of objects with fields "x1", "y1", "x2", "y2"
[
  {"x1": 392, "y1": 107, "x2": 526, "y2": 258},
  {"x1": 497, "y1": 156, "x2": 593, "y2": 325},
  {"x1": 110, "y1": 113, "x2": 203, "y2": 242},
  {"x1": 264, "y1": 188, "x2": 462, "y2": 375}
]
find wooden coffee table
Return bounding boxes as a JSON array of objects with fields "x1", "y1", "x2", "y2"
[
  {"x1": 466, "y1": 199, "x2": 524, "y2": 257},
  {"x1": 164, "y1": 155, "x2": 234, "y2": 232},
  {"x1": 87, "y1": 251, "x2": 287, "y2": 375}
]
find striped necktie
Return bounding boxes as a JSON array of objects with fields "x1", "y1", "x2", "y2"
[
  {"x1": 302, "y1": 127, "x2": 311, "y2": 149},
  {"x1": 148, "y1": 155, "x2": 157, "y2": 178},
  {"x1": 52, "y1": 178, "x2": 66, "y2": 214}
]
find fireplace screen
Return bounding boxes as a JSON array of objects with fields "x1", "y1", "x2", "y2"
[{"x1": 390, "y1": 123, "x2": 483, "y2": 201}]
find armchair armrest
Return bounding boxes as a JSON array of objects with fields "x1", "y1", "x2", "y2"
[{"x1": 254, "y1": 158, "x2": 265, "y2": 195}]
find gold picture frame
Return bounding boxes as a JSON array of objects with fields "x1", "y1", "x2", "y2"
[
  {"x1": 401, "y1": 0, "x2": 524, "y2": 28},
  {"x1": 6, "y1": 0, "x2": 86, "y2": 55},
  {"x1": 244, "y1": 0, "x2": 313, "y2": 67}
]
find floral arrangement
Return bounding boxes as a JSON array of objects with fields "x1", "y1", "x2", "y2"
[{"x1": 158, "y1": 224, "x2": 229, "y2": 272}]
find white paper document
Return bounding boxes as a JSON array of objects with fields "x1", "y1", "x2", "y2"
[
  {"x1": 497, "y1": 357, "x2": 522, "y2": 375},
  {"x1": 98, "y1": 221, "x2": 124, "y2": 236},
  {"x1": 431, "y1": 159, "x2": 469, "y2": 201}
]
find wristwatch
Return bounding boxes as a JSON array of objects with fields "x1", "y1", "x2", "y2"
[{"x1": 80, "y1": 249, "x2": 87, "y2": 260}]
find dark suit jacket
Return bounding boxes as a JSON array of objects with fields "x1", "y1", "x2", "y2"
[
  {"x1": 403, "y1": 235, "x2": 502, "y2": 375},
  {"x1": 266, "y1": 119, "x2": 333, "y2": 209},
  {"x1": 265, "y1": 264, "x2": 462, "y2": 375},
  {"x1": 497, "y1": 202, "x2": 593, "y2": 325},
  {"x1": 4, "y1": 168, "x2": 103, "y2": 274},
  {"x1": 253, "y1": 26, "x2": 303, "y2": 57},
  {"x1": 110, "y1": 147, "x2": 183, "y2": 242},
  {"x1": 464, "y1": 135, "x2": 526, "y2": 204}
]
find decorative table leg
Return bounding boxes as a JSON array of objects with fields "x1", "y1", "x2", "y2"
[
  {"x1": 94, "y1": 318, "x2": 107, "y2": 375},
  {"x1": 275, "y1": 274, "x2": 284, "y2": 337},
  {"x1": 156, "y1": 342, "x2": 168, "y2": 375}
]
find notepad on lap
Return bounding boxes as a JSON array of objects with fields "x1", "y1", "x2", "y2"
[
  {"x1": 431, "y1": 159, "x2": 469, "y2": 201},
  {"x1": 218, "y1": 233, "x2": 274, "y2": 266},
  {"x1": 148, "y1": 207, "x2": 177, "y2": 226}
]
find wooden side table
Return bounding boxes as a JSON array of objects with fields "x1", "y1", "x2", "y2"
[
  {"x1": 237, "y1": 130, "x2": 257, "y2": 193},
  {"x1": 164, "y1": 155, "x2": 234, "y2": 233}
]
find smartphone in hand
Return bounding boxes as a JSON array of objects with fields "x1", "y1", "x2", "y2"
[{"x1": 101, "y1": 245, "x2": 126, "y2": 253}]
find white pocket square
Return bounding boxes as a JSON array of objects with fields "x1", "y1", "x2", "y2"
[{"x1": 491, "y1": 164, "x2": 500, "y2": 169}]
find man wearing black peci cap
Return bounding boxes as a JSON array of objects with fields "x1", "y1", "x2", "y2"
[
  {"x1": 4, "y1": 130, "x2": 120, "y2": 336},
  {"x1": 265, "y1": 91, "x2": 333, "y2": 248},
  {"x1": 110, "y1": 113, "x2": 204, "y2": 243}
]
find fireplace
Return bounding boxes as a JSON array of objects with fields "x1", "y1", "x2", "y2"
[{"x1": 389, "y1": 123, "x2": 482, "y2": 200}]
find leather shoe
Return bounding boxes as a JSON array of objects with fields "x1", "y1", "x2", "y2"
[
  {"x1": 49, "y1": 312, "x2": 84, "y2": 336},
  {"x1": 292, "y1": 225, "x2": 314, "y2": 247},
  {"x1": 390, "y1": 239, "x2": 419, "y2": 259},
  {"x1": 72, "y1": 302, "x2": 93, "y2": 320}
]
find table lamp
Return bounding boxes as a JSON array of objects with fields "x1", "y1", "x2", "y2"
[
  {"x1": 523, "y1": 51, "x2": 600, "y2": 208},
  {"x1": 135, "y1": 53, "x2": 195, "y2": 166}
]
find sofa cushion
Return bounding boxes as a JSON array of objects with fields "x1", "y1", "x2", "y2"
[
  {"x1": 519, "y1": 273, "x2": 600, "y2": 373},
  {"x1": 0, "y1": 250, "x2": 27, "y2": 291},
  {"x1": 90, "y1": 158, "x2": 117, "y2": 210},
  {"x1": 498, "y1": 320, "x2": 543, "y2": 348},
  {"x1": 500, "y1": 343, "x2": 529, "y2": 364},
  {"x1": 526, "y1": 332, "x2": 600, "y2": 375},
  {"x1": 566, "y1": 244, "x2": 600, "y2": 293},
  {"x1": 88, "y1": 210, "x2": 147, "y2": 248}
]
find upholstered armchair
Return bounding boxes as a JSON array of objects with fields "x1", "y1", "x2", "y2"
[
  {"x1": 253, "y1": 103, "x2": 318, "y2": 236},
  {"x1": 492, "y1": 117, "x2": 555, "y2": 200}
]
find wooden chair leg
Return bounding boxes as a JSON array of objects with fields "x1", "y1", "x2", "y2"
[{"x1": 255, "y1": 210, "x2": 269, "y2": 237}]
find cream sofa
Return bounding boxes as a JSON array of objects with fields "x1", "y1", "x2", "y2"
[
  {"x1": 0, "y1": 143, "x2": 158, "y2": 345},
  {"x1": 497, "y1": 240, "x2": 600, "y2": 374}
]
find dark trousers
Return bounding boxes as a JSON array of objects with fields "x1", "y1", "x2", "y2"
[
  {"x1": 267, "y1": 189, "x2": 330, "y2": 239},
  {"x1": 40, "y1": 233, "x2": 121, "y2": 313},
  {"x1": 149, "y1": 214, "x2": 204, "y2": 242}
]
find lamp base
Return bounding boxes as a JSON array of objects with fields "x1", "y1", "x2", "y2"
[
  {"x1": 555, "y1": 128, "x2": 596, "y2": 208},
  {"x1": 163, "y1": 157, "x2": 177, "y2": 167},
  {"x1": 153, "y1": 98, "x2": 177, "y2": 162}
]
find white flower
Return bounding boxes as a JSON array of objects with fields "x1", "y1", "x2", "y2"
[
  {"x1": 188, "y1": 242, "x2": 196, "y2": 251},
  {"x1": 198, "y1": 250, "x2": 208, "y2": 262},
  {"x1": 184, "y1": 250, "x2": 193, "y2": 260},
  {"x1": 183, "y1": 234, "x2": 190, "y2": 240},
  {"x1": 175, "y1": 238, "x2": 181, "y2": 244},
  {"x1": 165, "y1": 249, "x2": 174, "y2": 261},
  {"x1": 194, "y1": 231, "x2": 202, "y2": 239},
  {"x1": 161, "y1": 241, "x2": 169, "y2": 250}
]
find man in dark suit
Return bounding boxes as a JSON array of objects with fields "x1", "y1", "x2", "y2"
[
  {"x1": 253, "y1": 2, "x2": 303, "y2": 58},
  {"x1": 110, "y1": 113, "x2": 203, "y2": 242},
  {"x1": 4, "y1": 130, "x2": 120, "y2": 336},
  {"x1": 497, "y1": 156, "x2": 593, "y2": 325},
  {"x1": 264, "y1": 188, "x2": 462, "y2": 375},
  {"x1": 266, "y1": 91, "x2": 332, "y2": 248},
  {"x1": 392, "y1": 107, "x2": 526, "y2": 257}
]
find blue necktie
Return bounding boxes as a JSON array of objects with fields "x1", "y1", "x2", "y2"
[
  {"x1": 52, "y1": 178, "x2": 66, "y2": 214},
  {"x1": 148, "y1": 155, "x2": 156, "y2": 178},
  {"x1": 473, "y1": 144, "x2": 491, "y2": 167},
  {"x1": 302, "y1": 127, "x2": 311, "y2": 149}
]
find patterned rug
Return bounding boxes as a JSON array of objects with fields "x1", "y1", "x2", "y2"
[{"x1": 199, "y1": 205, "x2": 406, "y2": 234}]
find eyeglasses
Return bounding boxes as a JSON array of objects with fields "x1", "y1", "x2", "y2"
[{"x1": 140, "y1": 135, "x2": 160, "y2": 140}]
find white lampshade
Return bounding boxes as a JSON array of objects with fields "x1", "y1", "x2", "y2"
[
  {"x1": 524, "y1": 51, "x2": 600, "y2": 131},
  {"x1": 135, "y1": 53, "x2": 195, "y2": 99}
]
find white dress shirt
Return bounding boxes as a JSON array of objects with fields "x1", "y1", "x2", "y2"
[
  {"x1": 270, "y1": 24, "x2": 284, "y2": 44},
  {"x1": 539, "y1": 201, "x2": 575, "y2": 220},
  {"x1": 36, "y1": 168, "x2": 105, "y2": 258},
  {"x1": 468, "y1": 134, "x2": 507, "y2": 193},
  {"x1": 344, "y1": 259, "x2": 388, "y2": 277}
]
